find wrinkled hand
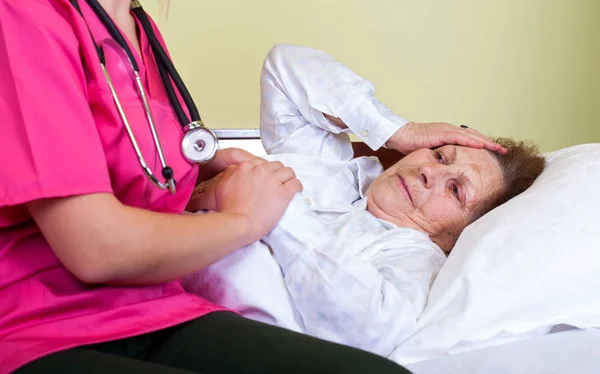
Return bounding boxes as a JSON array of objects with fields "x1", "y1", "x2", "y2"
[
  {"x1": 187, "y1": 172, "x2": 223, "y2": 212},
  {"x1": 386, "y1": 122, "x2": 508, "y2": 155},
  {"x1": 189, "y1": 159, "x2": 303, "y2": 242}
]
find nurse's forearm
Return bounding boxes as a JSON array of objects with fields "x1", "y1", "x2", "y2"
[
  {"x1": 28, "y1": 193, "x2": 257, "y2": 285},
  {"x1": 106, "y1": 206, "x2": 256, "y2": 285}
]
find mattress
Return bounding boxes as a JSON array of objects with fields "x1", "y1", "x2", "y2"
[{"x1": 404, "y1": 328, "x2": 600, "y2": 374}]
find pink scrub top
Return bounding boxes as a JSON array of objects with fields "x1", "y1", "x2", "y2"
[{"x1": 0, "y1": 0, "x2": 229, "y2": 372}]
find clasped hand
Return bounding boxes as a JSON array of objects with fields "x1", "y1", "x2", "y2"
[{"x1": 187, "y1": 148, "x2": 302, "y2": 242}]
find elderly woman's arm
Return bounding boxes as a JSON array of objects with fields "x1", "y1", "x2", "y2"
[
  {"x1": 261, "y1": 43, "x2": 507, "y2": 157},
  {"x1": 260, "y1": 43, "x2": 409, "y2": 160}
]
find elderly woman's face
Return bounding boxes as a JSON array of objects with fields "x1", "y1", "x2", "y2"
[{"x1": 366, "y1": 145, "x2": 505, "y2": 251}]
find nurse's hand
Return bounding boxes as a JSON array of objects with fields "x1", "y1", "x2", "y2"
[
  {"x1": 196, "y1": 147, "x2": 258, "y2": 183},
  {"x1": 386, "y1": 122, "x2": 508, "y2": 155},
  {"x1": 195, "y1": 159, "x2": 303, "y2": 242}
]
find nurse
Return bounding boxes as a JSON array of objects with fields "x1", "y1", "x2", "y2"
[{"x1": 0, "y1": 0, "x2": 506, "y2": 373}]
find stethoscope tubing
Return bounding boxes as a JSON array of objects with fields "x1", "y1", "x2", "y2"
[{"x1": 68, "y1": 0, "x2": 219, "y2": 194}]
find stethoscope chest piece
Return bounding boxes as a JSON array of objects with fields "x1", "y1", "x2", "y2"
[{"x1": 181, "y1": 121, "x2": 219, "y2": 164}]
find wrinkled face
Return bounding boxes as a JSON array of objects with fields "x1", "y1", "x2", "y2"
[{"x1": 366, "y1": 145, "x2": 505, "y2": 252}]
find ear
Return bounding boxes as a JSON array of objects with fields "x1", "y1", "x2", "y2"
[{"x1": 352, "y1": 142, "x2": 405, "y2": 169}]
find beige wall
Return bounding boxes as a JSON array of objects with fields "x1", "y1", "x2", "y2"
[{"x1": 141, "y1": 0, "x2": 599, "y2": 152}]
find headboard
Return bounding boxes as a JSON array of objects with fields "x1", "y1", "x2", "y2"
[{"x1": 213, "y1": 129, "x2": 403, "y2": 169}]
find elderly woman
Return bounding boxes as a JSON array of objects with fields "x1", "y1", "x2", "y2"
[{"x1": 184, "y1": 44, "x2": 545, "y2": 362}]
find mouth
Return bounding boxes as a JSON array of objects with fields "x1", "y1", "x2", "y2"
[{"x1": 397, "y1": 175, "x2": 414, "y2": 206}]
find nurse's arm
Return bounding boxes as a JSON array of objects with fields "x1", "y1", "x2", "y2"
[{"x1": 27, "y1": 193, "x2": 258, "y2": 285}]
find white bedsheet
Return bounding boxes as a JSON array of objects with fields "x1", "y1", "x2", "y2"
[{"x1": 405, "y1": 328, "x2": 600, "y2": 374}]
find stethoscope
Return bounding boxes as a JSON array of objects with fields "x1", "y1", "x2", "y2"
[{"x1": 69, "y1": 0, "x2": 219, "y2": 194}]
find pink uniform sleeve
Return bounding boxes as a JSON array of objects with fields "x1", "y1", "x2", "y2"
[{"x1": 0, "y1": 1, "x2": 112, "y2": 225}]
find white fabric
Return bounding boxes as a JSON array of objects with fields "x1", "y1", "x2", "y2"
[
  {"x1": 259, "y1": 44, "x2": 407, "y2": 157},
  {"x1": 391, "y1": 143, "x2": 600, "y2": 364},
  {"x1": 405, "y1": 328, "x2": 600, "y2": 374},
  {"x1": 182, "y1": 43, "x2": 446, "y2": 358},
  {"x1": 183, "y1": 235, "x2": 305, "y2": 332}
]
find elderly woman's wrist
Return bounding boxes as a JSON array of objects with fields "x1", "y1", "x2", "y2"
[{"x1": 385, "y1": 123, "x2": 413, "y2": 153}]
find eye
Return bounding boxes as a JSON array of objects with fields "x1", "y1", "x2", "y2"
[
  {"x1": 450, "y1": 182, "x2": 461, "y2": 201},
  {"x1": 434, "y1": 151, "x2": 446, "y2": 164}
]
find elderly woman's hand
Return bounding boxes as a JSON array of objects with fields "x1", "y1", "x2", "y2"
[
  {"x1": 386, "y1": 122, "x2": 508, "y2": 155},
  {"x1": 187, "y1": 172, "x2": 223, "y2": 212}
]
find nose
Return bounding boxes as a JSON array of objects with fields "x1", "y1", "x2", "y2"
[{"x1": 419, "y1": 162, "x2": 448, "y2": 189}]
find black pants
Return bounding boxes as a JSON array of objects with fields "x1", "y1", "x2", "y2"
[{"x1": 16, "y1": 311, "x2": 411, "y2": 374}]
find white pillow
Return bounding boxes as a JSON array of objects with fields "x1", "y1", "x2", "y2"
[{"x1": 392, "y1": 143, "x2": 600, "y2": 364}]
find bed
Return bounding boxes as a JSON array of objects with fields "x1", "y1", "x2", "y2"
[
  {"x1": 405, "y1": 327, "x2": 600, "y2": 374},
  {"x1": 212, "y1": 129, "x2": 600, "y2": 373}
]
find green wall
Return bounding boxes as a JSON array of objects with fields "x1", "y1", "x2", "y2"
[{"x1": 142, "y1": 0, "x2": 600, "y2": 152}]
